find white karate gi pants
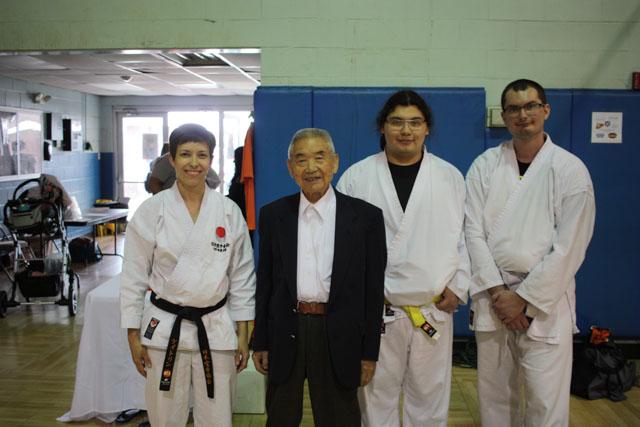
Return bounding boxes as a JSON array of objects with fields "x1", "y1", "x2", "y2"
[
  {"x1": 476, "y1": 310, "x2": 573, "y2": 427},
  {"x1": 359, "y1": 312, "x2": 453, "y2": 427},
  {"x1": 146, "y1": 348, "x2": 236, "y2": 427}
]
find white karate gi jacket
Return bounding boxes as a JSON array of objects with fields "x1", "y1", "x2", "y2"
[
  {"x1": 465, "y1": 136, "x2": 595, "y2": 343},
  {"x1": 337, "y1": 149, "x2": 471, "y2": 322},
  {"x1": 120, "y1": 184, "x2": 256, "y2": 351}
]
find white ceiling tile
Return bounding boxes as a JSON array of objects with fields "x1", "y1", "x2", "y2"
[
  {"x1": 89, "y1": 83, "x2": 147, "y2": 92},
  {"x1": 0, "y1": 51, "x2": 260, "y2": 96},
  {"x1": 98, "y1": 54, "x2": 166, "y2": 63},
  {"x1": 152, "y1": 73, "x2": 208, "y2": 84},
  {"x1": 217, "y1": 53, "x2": 261, "y2": 68},
  {"x1": 0, "y1": 55, "x2": 66, "y2": 70},
  {"x1": 191, "y1": 67, "x2": 241, "y2": 75},
  {"x1": 37, "y1": 55, "x2": 122, "y2": 72}
]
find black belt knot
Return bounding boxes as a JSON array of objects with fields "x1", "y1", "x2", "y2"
[
  {"x1": 177, "y1": 307, "x2": 194, "y2": 319},
  {"x1": 150, "y1": 291, "x2": 227, "y2": 398}
]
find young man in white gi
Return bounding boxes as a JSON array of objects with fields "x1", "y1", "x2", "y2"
[
  {"x1": 121, "y1": 123, "x2": 255, "y2": 427},
  {"x1": 337, "y1": 90, "x2": 471, "y2": 427},
  {"x1": 465, "y1": 79, "x2": 596, "y2": 427}
]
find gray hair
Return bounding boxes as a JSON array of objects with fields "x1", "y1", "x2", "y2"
[{"x1": 288, "y1": 128, "x2": 335, "y2": 159}]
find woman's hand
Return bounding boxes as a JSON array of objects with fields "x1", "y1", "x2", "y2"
[
  {"x1": 127, "y1": 328, "x2": 152, "y2": 377},
  {"x1": 235, "y1": 321, "x2": 249, "y2": 373}
]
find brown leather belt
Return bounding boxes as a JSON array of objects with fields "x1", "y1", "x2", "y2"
[{"x1": 297, "y1": 301, "x2": 327, "y2": 315}]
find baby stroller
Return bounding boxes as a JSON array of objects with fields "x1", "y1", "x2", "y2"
[{"x1": 0, "y1": 177, "x2": 79, "y2": 317}]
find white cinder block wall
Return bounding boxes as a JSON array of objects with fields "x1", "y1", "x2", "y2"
[{"x1": 1, "y1": 0, "x2": 638, "y2": 104}]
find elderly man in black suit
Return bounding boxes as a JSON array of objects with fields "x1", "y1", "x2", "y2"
[{"x1": 252, "y1": 128, "x2": 387, "y2": 427}]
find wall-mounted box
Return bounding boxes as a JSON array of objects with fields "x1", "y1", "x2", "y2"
[
  {"x1": 45, "y1": 112, "x2": 63, "y2": 140},
  {"x1": 62, "y1": 118, "x2": 83, "y2": 151},
  {"x1": 486, "y1": 106, "x2": 506, "y2": 128}
]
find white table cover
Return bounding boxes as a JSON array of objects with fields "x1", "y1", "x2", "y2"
[
  {"x1": 58, "y1": 275, "x2": 265, "y2": 423},
  {"x1": 58, "y1": 275, "x2": 146, "y2": 423}
]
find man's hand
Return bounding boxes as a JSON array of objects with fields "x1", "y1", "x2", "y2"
[
  {"x1": 360, "y1": 360, "x2": 376, "y2": 387},
  {"x1": 252, "y1": 350, "x2": 269, "y2": 375},
  {"x1": 435, "y1": 287, "x2": 459, "y2": 314},
  {"x1": 235, "y1": 321, "x2": 249, "y2": 373},
  {"x1": 127, "y1": 329, "x2": 152, "y2": 377},
  {"x1": 492, "y1": 290, "x2": 527, "y2": 323},
  {"x1": 504, "y1": 312, "x2": 530, "y2": 331},
  {"x1": 486, "y1": 284, "x2": 508, "y2": 297}
]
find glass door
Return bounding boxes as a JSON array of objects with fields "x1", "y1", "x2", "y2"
[
  {"x1": 116, "y1": 109, "x2": 252, "y2": 217},
  {"x1": 117, "y1": 112, "x2": 167, "y2": 218}
]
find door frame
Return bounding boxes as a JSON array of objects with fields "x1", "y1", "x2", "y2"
[{"x1": 115, "y1": 110, "x2": 168, "y2": 199}]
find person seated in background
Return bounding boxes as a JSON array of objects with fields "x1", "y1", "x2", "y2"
[
  {"x1": 23, "y1": 173, "x2": 81, "y2": 220},
  {"x1": 146, "y1": 142, "x2": 220, "y2": 194}
]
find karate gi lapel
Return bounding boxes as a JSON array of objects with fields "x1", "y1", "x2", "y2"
[
  {"x1": 328, "y1": 190, "x2": 356, "y2": 306},
  {"x1": 278, "y1": 193, "x2": 300, "y2": 303},
  {"x1": 164, "y1": 187, "x2": 216, "y2": 292},
  {"x1": 374, "y1": 151, "x2": 404, "y2": 235},
  {"x1": 485, "y1": 139, "x2": 555, "y2": 286},
  {"x1": 486, "y1": 139, "x2": 554, "y2": 252},
  {"x1": 382, "y1": 149, "x2": 431, "y2": 269}
]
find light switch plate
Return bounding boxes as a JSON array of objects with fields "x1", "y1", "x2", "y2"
[{"x1": 486, "y1": 107, "x2": 506, "y2": 127}]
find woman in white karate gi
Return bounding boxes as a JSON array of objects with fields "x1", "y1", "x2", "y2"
[
  {"x1": 121, "y1": 123, "x2": 256, "y2": 427},
  {"x1": 337, "y1": 90, "x2": 471, "y2": 427}
]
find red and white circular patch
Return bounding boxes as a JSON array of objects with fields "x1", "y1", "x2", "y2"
[{"x1": 216, "y1": 227, "x2": 226, "y2": 238}]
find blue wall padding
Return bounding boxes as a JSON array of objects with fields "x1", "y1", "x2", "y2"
[
  {"x1": 312, "y1": 88, "x2": 385, "y2": 172},
  {"x1": 545, "y1": 90, "x2": 573, "y2": 151},
  {"x1": 253, "y1": 87, "x2": 313, "y2": 214},
  {"x1": 570, "y1": 90, "x2": 639, "y2": 337},
  {"x1": 253, "y1": 86, "x2": 640, "y2": 338}
]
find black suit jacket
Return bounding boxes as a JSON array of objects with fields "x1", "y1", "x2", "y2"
[{"x1": 254, "y1": 189, "x2": 387, "y2": 389}]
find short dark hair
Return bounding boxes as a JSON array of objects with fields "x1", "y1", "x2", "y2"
[
  {"x1": 501, "y1": 79, "x2": 547, "y2": 110},
  {"x1": 169, "y1": 123, "x2": 216, "y2": 159},
  {"x1": 376, "y1": 90, "x2": 433, "y2": 150}
]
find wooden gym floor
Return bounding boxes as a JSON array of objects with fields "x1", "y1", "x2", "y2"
[{"x1": 0, "y1": 235, "x2": 638, "y2": 426}]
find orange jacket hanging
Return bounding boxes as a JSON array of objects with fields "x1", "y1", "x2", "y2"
[{"x1": 240, "y1": 123, "x2": 255, "y2": 230}]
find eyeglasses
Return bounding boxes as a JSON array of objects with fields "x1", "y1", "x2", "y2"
[
  {"x1": 386, "y1": 118, "x2": 426, "y2": 130},
  {"x1": 503, "y1": 102, "x2": 545, "y2": 117}
]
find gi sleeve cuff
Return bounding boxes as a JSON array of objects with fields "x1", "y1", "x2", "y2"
[{"x1": 121, "y1": 316, "x2": 143, "y2": 329}]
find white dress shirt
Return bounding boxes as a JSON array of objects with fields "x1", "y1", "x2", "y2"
[{"x1": 296, "y1": 186, "x2": 336, "y2": 303}]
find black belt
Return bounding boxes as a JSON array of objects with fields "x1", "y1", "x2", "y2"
[{"x1": 150, "y1": 292, "x2": 227, "y2": 398}]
